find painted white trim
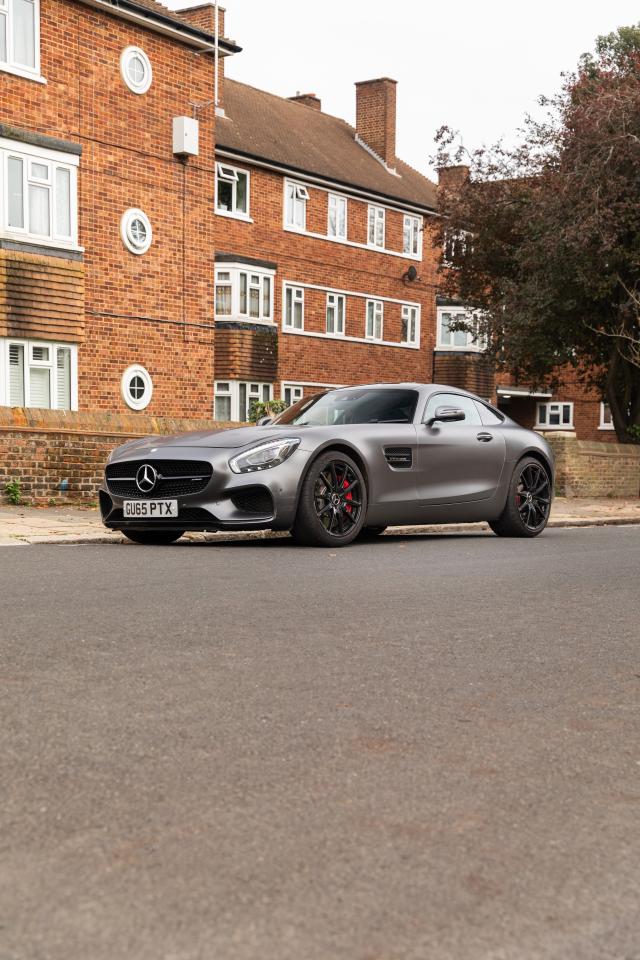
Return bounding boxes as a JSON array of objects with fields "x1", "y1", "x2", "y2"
[
  {"x1": 120, "y1": 208, "x2": 152, "y2": 255},
  {"x1": 282, "y1": 224, "x2": 421, "y2": 261},
  {"x1": 0, "y1": 63, "x2": 46, "y2": 83},
  {"x1": 535, "y1": 401, "x2": 574, "y2": 430},
  {"x1": 436, "y1": 306, "x2": 486, "y2": 352},
  {"x1": 497, "y1": 387, "x2": 553, "y2": 399},
  {"x1": 0, "y1": 336, "x2": 78, "y2": 410},
  {"x1": 120, "y1": 46, "x2": 152, "y2": 95},
  {"x1": 0, "y1": 141, "x2": 79, "y2": 248},
  {"x1": 598, "y1": 401, "x2": 615, "y2": 430},
  {"x1": 281, "y1": 379, "x2": 344, "y2": 390},
  {"x1": 367, "y1": 204, "x2": 385, "y2": 250},
  {"x1": 121, "y1": 364, "x2": 153, "y2": 411},
  {"x1": 0, "y1": 136, "x2": 80, "y2": 166},
  {"x1": 365, "y1": 298, "x2": 384, "y2": 341},
  {"x1": 0, "y1": 0, "x2": 42, "y2": 80},
  {"x1": 281, "y1": 327, "x2": 420, "y2": 352},
  {"x1": 216, "y1": 148, "x2": 437, "y2": 219},
  {"x1": 216, "y1": 262, "x2": 275, "y2": 325},
  {"x1": 327, "y1": 191, "x2": 348, "y2": 241},
  {"x1": 286, "y1": 278, "x2": 420, "y2": 308},
  {"x1": 215, "y1": 161, "x2": 250, "y2": 218},
  {"x1": 214, "y1": 379, "x2": 273, "y2": 422}
]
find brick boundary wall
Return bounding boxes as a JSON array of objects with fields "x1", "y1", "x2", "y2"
[
  {"x1": 544, "y1": 433, "x2": 640, "y2": 498},
  {"x1": 0, "y1": 409, "x2": 242, "y2": 505}
]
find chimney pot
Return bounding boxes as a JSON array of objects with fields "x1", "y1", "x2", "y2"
[{"x1": 355, "y1": 77, "x2": 397, "y2": 168}]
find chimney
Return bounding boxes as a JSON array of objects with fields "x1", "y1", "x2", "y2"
[
  {"x1": 289, "y1": 92, "x2": 322, "y2": 111},
  {"x1": 437, "y1": 165, "x2": 470, "y2": 191},
  {"x1": 355, "y1": 77, "x2": 397, "y2": 169}
]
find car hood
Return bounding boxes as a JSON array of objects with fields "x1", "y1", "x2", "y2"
[{"x1": 111, "y1": 426, "x2": 295, "y2": 458}]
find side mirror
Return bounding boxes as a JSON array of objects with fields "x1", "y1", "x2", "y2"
[
  {"x1": 425, "y1": 405, "x2": 466, "y2": 427},
  {"x1": 256, "y1": 415, "x2": 273, "y2": 426}
]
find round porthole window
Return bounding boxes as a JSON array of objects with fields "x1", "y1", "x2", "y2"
[
  {"x1": 120, "y1": 46, "x2": 153, "y2": 95},
  {"x1": 122, "y1": 365, "x2": 153, "y2": 411},
  {"x1": 120, "y1": 208, "x2": 153, "y2": 255}
]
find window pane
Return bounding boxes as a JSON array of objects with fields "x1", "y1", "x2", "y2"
[
  {"x1": 328, "y1": 198, "x2": 337, "y2": 236},
  {"x1": 215, "y1": 395, "x2": 231, "y2": 421},
  {"x1": 7, "y1": 157, "x2": 24, "y2": 228},
  {"x1": 285, "y1": 287, "x2": 292, "y2": 324},
  {"x1": 262, "y1": 384, "x2": 270, "y2": 402},
  {"x1": 453, "y1": 328, "x2": 467, "y2": 347},
  {"x1": 0, "y1": 13, "x2": 6, "y2": 62},
  {"x1": 29, "y1": 366, "x2": 51, "y2": 408},
  {"x1": 236, "y1": 173, "x2": 248, "y2": 213},
  {"x1": 562, "y1": 405, "x2": 571, "y2": 424},
  {"x1": 239, "y1": 383, "x2": 247, "y2": 420},
  {"x1": 9, "y1": 344, "x2": 25, "y2": 406},
  {"x1": 538, "y1": 406, "x2": 547, "y2": 424},
  {"x1": 14, "y1": 0, "x2": 36, "y2": 68},
  {"x1": 29, "y1": 184, "x2": 50, "y2": 236},
  {"x1": 549, "y1": 407, "x2": 560, "y2": 425},
  {"x1": 326, "y1": 301, "x2": 334, "y2": 333},
  {"x1": 239, "y1": 273, "x2": 247, "y2": 314},
  {"x1": 262, "y1": 277, "x2": 271, "y2": 318},
  {"x1": 217, "y1": 179, "x2": 233, "y2": 212},
  {"x1": 215, "y1": 284, "x2": 231, "y2": 315},
  {"x1": 31, "y1": 163, "x2": 48, "y2": 181},
  {"x1": 55, "y1": 168, "x2": 71, "y2": 237},
  {"x1": 56, "y1": 348, "x2": 71, "y2": 409},
  {"x1": 249, "y1": 285, "x2": 260, "y2": 318},
  {"x1": 294, "y1": 298, "x2": 302, "y2": 329}
]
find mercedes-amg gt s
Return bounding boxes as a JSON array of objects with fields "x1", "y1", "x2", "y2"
[{"x1": 100, "y1": 384, "x2": 554, "y2": 546}]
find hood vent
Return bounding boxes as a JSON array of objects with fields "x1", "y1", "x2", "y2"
[{"x1": 384, "y1": 447, "x2": 412, "y2": 469}]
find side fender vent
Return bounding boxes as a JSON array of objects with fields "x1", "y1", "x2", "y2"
[{"x1": 384, "y1": 447, "x2": 412, "y2": 469}]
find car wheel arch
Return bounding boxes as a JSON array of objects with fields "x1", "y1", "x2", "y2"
[
  {"x1": 518, "y1": 448, "x2": 553, "y2": 479},
  {"x1": 292, "y1": 441, "x2": 370, "y2": 515}
]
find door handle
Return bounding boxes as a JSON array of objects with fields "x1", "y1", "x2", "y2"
[{"x1": 476, "y1": 432, "x2": 493, "y2": 442}]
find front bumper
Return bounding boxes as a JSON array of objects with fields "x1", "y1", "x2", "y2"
[{"x1": 100, "y1": 445, "x2": 312, "y2": 532}]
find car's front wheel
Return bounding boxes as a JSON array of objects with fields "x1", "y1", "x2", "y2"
[
  {"x1": 292, "y1": 450, "x2": 367, "y2": 546},
  {"x1": 490, "y1": 457, "x2": 552, "y2": 538},
  {"x1": 123, "y1": 529, "x2": 185, "y2": 545}
]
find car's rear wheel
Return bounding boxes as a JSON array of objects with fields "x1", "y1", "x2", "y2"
[
  {"x1": 292, "y1": 450, "x2": 367, "y2": 546},
  {"x1": 490, "y1": 457, "x2": 552, "y2": 538},
  {"x1": 123, "y1": 529, "x2": 185, "y2": 545}
]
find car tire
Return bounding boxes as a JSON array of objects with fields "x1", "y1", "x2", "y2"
[
  {"x1": 489, "y1": 457, "x2": 552, "y2": 538},
  {"x1": 292, "y1": 450, "x2": 368, "y2": 547},
  {"x1": 358, "y1": 525, "x2": 387, "y2": 539},
  {"x1": 123, "y1": 529, "x2": 185, "y2": 545}
]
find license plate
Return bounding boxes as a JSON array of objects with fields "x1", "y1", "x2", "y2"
[{"x1": 123, "y1": 500, "x2": 178, "y2": 519}]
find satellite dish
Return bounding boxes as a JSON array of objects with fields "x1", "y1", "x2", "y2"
[{"x1": 404, "y1": 265, "x2": 419, "y2": 282}]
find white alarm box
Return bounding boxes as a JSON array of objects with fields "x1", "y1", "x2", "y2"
[{"x1": 172, "y1": 116, "x2": 199, "y2": 157}]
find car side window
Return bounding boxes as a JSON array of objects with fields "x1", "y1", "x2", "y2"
[
  {"x1": 475, "y1": 401, "x2": 504, "y2": 426},
  {"x1": 423, "y1": 393, "x2": 482, "y2": 426}
]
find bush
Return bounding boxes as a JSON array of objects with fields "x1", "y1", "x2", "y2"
[{"x1": 249, "y1": 399, "x2": 287, "y2": 423}]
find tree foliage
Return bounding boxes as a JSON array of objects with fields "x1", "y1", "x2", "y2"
[{"x1": 434, "y1": 26, "x2": 640, "y2": 442}]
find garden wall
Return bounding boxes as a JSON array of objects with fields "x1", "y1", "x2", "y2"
[{"x1": 544, "y1": 432, "x2": 640, "y2": 498}]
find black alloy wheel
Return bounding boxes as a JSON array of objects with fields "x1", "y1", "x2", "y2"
[
  {"x1": 490, "y1": 456, "x2": 552, "y2": 538},
  {"x1": 292, "y1": 450, "x2": 367, "y2": 546}
]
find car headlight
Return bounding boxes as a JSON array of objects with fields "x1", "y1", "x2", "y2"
[{"x1": 229, "y1": 438, "x2": 301, "y2": 474}]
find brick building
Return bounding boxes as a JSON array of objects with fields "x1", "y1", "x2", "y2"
[
  {"x1": 0, "y1": 0, "x2": 237, "y2": 419},
  {"x1": 0, "y1": 0, "x2": 614, "y2": 445}
]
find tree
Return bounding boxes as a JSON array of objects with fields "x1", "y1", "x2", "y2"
[{"x1": 434, "y1": 26, "x2": 640, "y2": 443}]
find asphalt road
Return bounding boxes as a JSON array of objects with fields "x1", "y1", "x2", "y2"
[{"x1": 1, "y1": 526, "x2": 640, "y2": 960}]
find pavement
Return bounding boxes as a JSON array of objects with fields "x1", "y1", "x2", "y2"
[
  {"x1": 1, "y1": 496, "x2": 639, "y2": 544},
  {"x1": 1, "y1": 526, "x2": 640, "y2": 960}
]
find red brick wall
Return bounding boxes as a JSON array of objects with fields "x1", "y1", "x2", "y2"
[
  {"x1": 215, "y1": 164, "x2": 438, "y2": 394},
  {"x1": 355, "y1": 78, "x2": 397, "y2": 167},
  {"x1": 0, "y1": 0, "x2": 216, "y2": 418}
]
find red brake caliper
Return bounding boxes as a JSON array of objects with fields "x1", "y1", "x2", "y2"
[{"x1": 342, "y1": 475, "x2": 353, "y2": 514}]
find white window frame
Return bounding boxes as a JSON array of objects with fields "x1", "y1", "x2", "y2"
[
  {"x1": 281, "y1": 380, "x2": 344, "y2": 407},
  {"x1": 214, "y1": 262, "x2": 275, "y2": 325},
  {"x1": 436, "y1": 307, "x2": 486, "y2": 352},
  {"x1": 403, "y1": 214, "x2": 422, "y2": 258},
  {"x1": 0, "y1": 137, "x2": 79, "y2": 249},
  {"x1": 284, "y1": 179, "x2": 309, "y2": 231},
  {"x1": 215, "y1": 162, "x2": 251, "y2": 220},
  {"x1": 599, "y1": 401, "x2": 615, "y2": 431},
  {"x1": 401, "y1": 304, "x2": 419, "y2": 346},
  {"x1": 327, "y1": 193, "x2": 347, "y2": 240},
  {"x1": 214, "y1": 380, "x2": 273, "y2": 422},
  {"x1": 0, "y1": 0, "x2": 43, "y2": 82},
  {"x1": 365, "y1": 300, "x2": 383, "y2": 341},
  {"x1": 120, "y1": 46, "x2": 152, "y2": 95},
  {"x1": 536, "y1": 402, "x2": 574, "y2": 430},
  {"x1": 0, "y1": 337, "x2": 78, "y2": 410},
  {"x1": 121, "y1": 364, "x2": 153, "y2": 411},
  {"x1": 283, "y1": 284, "x2": 305, "y2": 330},
  {"x1": 367, "y1": 205, "x2": 385, "y2": 249},
  {"x1": 326, "y1": 292, "x2": 345, "y2": 336},
  {"x1": 120, "y1": 207, "x2": 152, "y2": 256}
]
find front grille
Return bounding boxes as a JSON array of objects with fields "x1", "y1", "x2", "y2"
[
  {"x1": 230, "y1": 487, "x2": 274, "y2": 516},
  {"x1": 106, "y1": 507, "x2": 216, "y2": 524},
  {"x1": 105, "y1": 459, "x2": 213, "y2": 499}
]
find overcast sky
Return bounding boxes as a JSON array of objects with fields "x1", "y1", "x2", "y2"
[{"x1": 171, "y1": 0, "x2": 639, "y2": 179}]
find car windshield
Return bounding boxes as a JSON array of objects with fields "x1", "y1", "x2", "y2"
[{"x1": 272, "y1": 388, "x2": 419, "y2": 426}]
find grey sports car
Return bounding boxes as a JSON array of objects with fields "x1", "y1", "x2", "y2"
[{"x1": 100, "y1": 383, "x2": 554, "y2": 547}]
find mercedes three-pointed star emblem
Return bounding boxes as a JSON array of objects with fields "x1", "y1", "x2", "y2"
[{"x1": 136, "y1": 463, "x2": 158, "y2": 493}]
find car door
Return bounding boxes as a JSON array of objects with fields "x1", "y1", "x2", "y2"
[{"x1": 416, "y1": 392, "x2": 506, "y2": 505}]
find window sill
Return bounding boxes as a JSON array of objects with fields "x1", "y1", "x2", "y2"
[
  {"x1": 1, "y1": 64, "x2": 47, "y2": 84},
  {"x1": 282, "y1": 326, "x2": 420, "y2": 350},
  {"x1": 535, "y1": 425, "x2": 575, "y2": 431},
  {"x1": 216, "y1": 317, "x2": 276, "y2": 327},
  {"x1": 434, "y1": 345, "x2": 486, "y2": 353},
  {"x1": 215, "y1": 210, "x2": 254, "y2": 223},
  {"x1": 0, "y1": 235, "x2": 84, "y2": 259},
  {"x1": 598, "y1": 425, "x2": 615, "y2": 431},
  {"x1": 282, "y1": 225, "x2": 422, "y2": 261}
]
